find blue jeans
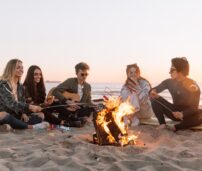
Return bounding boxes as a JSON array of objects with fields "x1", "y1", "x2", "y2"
[{"x1": 0, "y1": 113, "x2": 28, "y2": 129}]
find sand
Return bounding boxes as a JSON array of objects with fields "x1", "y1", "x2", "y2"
[{"x1": 0, "y1": 121, "x2": 202, "y2": 171}]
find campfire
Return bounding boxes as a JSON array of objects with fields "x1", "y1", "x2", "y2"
[{"x1": 93, "y1": 97, "x2": 139, "y2": 146}]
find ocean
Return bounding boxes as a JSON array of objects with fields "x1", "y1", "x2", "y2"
[{"x1": 46, "y1": 82, "x2": 202, "y2": 106}]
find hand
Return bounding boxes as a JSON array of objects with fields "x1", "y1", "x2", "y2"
[
  {"x1": 21, "y1": 113, "x2": 29, "y2": 122},
  {"x1": 66, "y1": 99, "x2": 81, "y2": 111},
  {"x1": 33, "y1": 112, "x2": 45, "y2": 120},
  {"x1": 67, "y1": 104, "x2": 80, "y2": 111},
  {"x1": 150, "y1": 89, "x2": 159, "y2": 98},
  {"x1": 45, "y1": 95, "x2": 55, "y2": 105},
  {"x1": 172, "y1": 111, "x2": 183, "y2": 120},
  {"x1": 29, "y1": 105, "x2": 42, "y2": 113}
]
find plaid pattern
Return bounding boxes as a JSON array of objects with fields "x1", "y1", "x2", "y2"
[
  {"x1": 0, "y1": 80, "x2": 29, "y2": 116},
  {"x1": 125, "y1": 78, "x2": 138, "y2": 93},
  {"x1": 121, "y1": 78, "x2": 152, "y2": 113}
]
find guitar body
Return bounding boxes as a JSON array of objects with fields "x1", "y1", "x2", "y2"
[
  {"x1": 62, "y1": 91, "x2": 80, "y2": 102},
  {"x1": 48, "y1": 87, "x2": 80, "y2": 102}
]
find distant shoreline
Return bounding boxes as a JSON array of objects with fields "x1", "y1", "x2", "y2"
[{"x1": 45, "y1": 80, "x2": 61, "y2": 83}]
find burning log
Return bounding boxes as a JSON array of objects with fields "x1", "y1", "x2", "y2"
[
  {"x1": 93, "y1": 97, "x2": 139, "y2": 146},
  {"x1": 93, "y1": 109, "x2": 122, "y2": 145},
  {"x1": 93, "y1": 121, "x2": 111, "y2": 145},
  {"x1": 93, "y1": 111, "x2": 111, "y2": 145},
  {"x1": 107, "y1": 112, "x2": 123, "y2": 143}
]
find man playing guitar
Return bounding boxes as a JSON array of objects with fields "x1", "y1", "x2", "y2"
[{"x1": 51, "y1": 62, "x2": 96, "y2": 124}]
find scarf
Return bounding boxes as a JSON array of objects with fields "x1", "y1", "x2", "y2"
[{"x1": 125, "y1": 77, "x2": 138, "y2": 93}]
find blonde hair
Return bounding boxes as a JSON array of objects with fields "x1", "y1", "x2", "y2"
[{"x1": 0, "y1": 59, "x2": 22, "y2": 81}]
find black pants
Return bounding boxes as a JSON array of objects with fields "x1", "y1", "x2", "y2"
[
  {"x1": 75, "y1": 106, "x2": 96, "y2": 118},
  {"x1": 0, "y1": 113, "x2": 28, "y2": 129},
  {"x1": 43, "y1": 101, "x2": 70, "y2": 124},
  {"x1": 151, "y1": 96, "x2": 202, "y2": 131},
  {"x1": 45, "y1": 101, "x2": 95, "y2": 122},
  {"x1": 42, "y1": 110, "x2": 61, "y2": 125},
  {"x1": 59, "y1": 106, "x2": 95, "y2": 121}
]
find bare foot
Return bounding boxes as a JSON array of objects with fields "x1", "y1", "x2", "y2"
[{"x1": 156, "y1": 124, "x2": 166, "y2": 130}]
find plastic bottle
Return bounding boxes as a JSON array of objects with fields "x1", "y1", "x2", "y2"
[{"x1": 56, "y1": 125, "x2": 71, "y2": 132}]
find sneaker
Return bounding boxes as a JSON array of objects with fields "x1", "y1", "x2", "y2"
[
  {"x1": 57, "y1": 125, "x2": 70, "y2": 131},
  {"x1": 0, "y1": 124, "x2": 12, "y2": 132},
  {"x1": 33, "y1": 122, "x2": 50, "y2": 130}
]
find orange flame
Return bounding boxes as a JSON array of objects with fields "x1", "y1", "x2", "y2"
[{"x1": 96, "y1": 97, "x2": 139, "y2": 146}]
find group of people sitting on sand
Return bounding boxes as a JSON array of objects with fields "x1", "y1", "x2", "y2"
[
  {"x1": 0, "y1": 57, "x2": 202, "y2": 132},
  {"x1": 0, "y1": 59, "x2": 94, "y2": 130}
]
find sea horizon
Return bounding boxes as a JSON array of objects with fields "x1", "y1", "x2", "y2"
[{"x1": 46, "y1": 82, "x2": 202, "y2": 105}]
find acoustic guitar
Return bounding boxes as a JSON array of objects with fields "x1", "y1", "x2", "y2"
[
  {"x1": 48, "y1": 87, "x2": 80, "y2": 102},
  {"x1": 46, "y1": 87, "x2": 104, "y2": 112}
]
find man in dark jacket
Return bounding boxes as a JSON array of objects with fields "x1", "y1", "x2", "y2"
[
  {"x1": 52, "y1": 62, "x2": 95, "y2": 123},
  {"x1": 150, "y1": 57, "x2": 202, "y2": 131}
]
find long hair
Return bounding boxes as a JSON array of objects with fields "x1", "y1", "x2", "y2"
[
  {"x1": 23, "y1": 65, "x2": 46, "y2": 104},
  {"x1": 0, "y1": 59, "x2": 22, "y2": 82},
  {"x1": 125, "y1": 63, "x2": 151, "y2": 89}
]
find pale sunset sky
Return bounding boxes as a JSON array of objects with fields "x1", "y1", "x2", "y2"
[{"x1": 0, "y1": 0, "x2": 202, "y2": 84}]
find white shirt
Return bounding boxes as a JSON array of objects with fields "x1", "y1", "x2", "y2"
[{"x1": 78, "y1": 84, "x2": 84, "y2": 100}]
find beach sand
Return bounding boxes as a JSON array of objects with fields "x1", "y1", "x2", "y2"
[{"x1": 0, "y1": 122, "x2": 202, "y2": 171}]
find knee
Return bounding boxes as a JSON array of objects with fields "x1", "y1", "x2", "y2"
[{"x1": 0, "y1": 112, "x2": 9, "y2": 120}]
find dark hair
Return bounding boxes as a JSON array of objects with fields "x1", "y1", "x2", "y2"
[
  {"x1": 75, "y1": 62, "x2": 89, "y2": 74},
  {"x1": 171, "y1": 57, "x2": 189, "y2": 76},
  {"x1": 23, "y1": 65, "x2": 46, "y2": 104}
]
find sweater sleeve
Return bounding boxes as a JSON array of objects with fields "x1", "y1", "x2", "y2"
[
  {"x1": 152, "y1": 79, "x2": 169, "y2": 93},
  {"x1": 0, "y1": 83, "x2": 29, "y2": 115},
  {"x1": 137, "y1": 80, "x2": 151, "y2": 104},
  {"x1": 139, "y1": 80, "x2": 151, "y2": 96}
]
